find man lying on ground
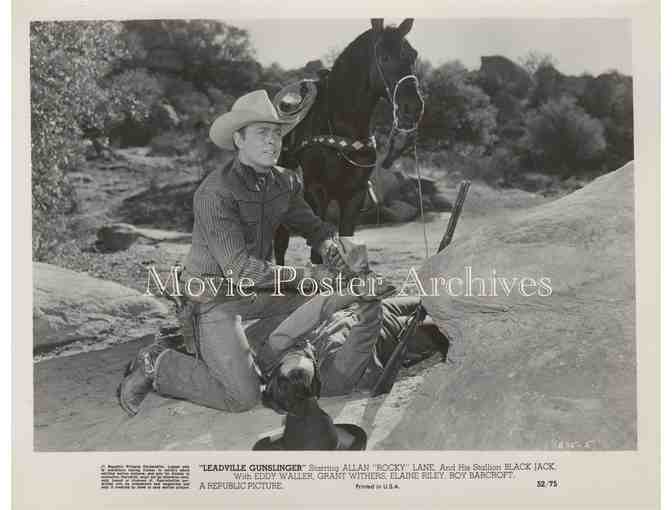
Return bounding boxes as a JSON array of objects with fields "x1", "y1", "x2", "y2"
[{"x1": 260, "y1": 294, "x2": 448, "y2": 416}]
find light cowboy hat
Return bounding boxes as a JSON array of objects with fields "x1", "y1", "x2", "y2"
[{"x1": 209, "y1": 90, "x2": 296, "y2": 150}]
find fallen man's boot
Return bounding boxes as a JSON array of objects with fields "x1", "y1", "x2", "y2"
[{"x1": 118, "y1": 343, "x2": 167, "y2": 416}]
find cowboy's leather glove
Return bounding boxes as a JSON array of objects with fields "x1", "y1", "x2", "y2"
[{"x1": 318, "y1": 238, "x2": 351, "y2": 275}]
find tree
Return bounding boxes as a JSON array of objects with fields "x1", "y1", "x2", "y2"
[
  {"x1": 121, "y1": 20, "x2": 259, "y2": 95},
  {"x1": 522, "y1": 95, "x2": 606, "y2": 176},
  {"x1": 420, "y1": 60, "x2": 498, "y2": 154},
  {"x1": 579, "y1": 71, "x2": 633, "y2": 170},
  {"x1": 528, "y1": 62, "x2": 566, "y2": 108},
  {"x1": 517, "y1": 51, "x2": 558, "y2": 77}
]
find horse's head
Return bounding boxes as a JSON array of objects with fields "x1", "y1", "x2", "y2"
[{"x1": 369, "y1": 18, "x2": 424, "y2": 131}]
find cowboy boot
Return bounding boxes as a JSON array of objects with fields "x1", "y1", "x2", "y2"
[{"x1": 118, "y1": 343, "x2": 167, "y2": 416}]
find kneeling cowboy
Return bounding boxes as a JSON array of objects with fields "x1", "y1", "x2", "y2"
[{"x1": 118, "y1": 90, "x2": 374, "y2": 415}]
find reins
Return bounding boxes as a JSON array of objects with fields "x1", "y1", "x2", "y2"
[{"x1": 372, "y1": 37, "x2": 428, "y2": 256}]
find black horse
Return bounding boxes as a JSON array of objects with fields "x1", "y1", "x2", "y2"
[{"x1": 275, "y1": 18, "x2": 424, "y2": 265}]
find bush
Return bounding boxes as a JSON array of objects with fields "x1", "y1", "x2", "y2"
[
  {"x1": 579, "y1": 71, "x2": 633, "y2": 170},
  {"x1": 420, "y1": 61, "x2": 498, "y2": 152},
  {"x1": 104, "y1": 68, "x2": 166, "y2": 147},
  {"x1": 521, "y1": 95, "x2": 606, "y2": 177},
  {"x1": 107, "y1": 68, "x2": 164, "y2": 126},
  {"x1": 172, "y1": 89, "x2": 212, "y2": 128},
  {"x1": 487, "y1": 147, "x2": 521, "y2": 186}
]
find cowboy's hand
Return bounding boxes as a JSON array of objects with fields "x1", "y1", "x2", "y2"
[{"x1": 318, "y1": 238, "x2": 350, "y2": 275}]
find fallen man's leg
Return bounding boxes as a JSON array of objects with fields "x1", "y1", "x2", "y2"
[{"x1": 377, "y1": 297, "x2": 451, "y2": 365}]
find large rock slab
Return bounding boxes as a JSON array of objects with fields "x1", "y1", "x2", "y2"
[
  {"x1": 33, "y1": 263, "x2": 172, "y2": 350},
  {"x1": 96, "y1": 223, "x2": 192, "y2": 252},
  {"x1": 381, "y1": 162, "x2": 636, "y2": 450}
]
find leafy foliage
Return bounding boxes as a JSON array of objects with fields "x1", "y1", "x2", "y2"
[
  {"x1": 579, "y1": 71, "x2": 633, "y2": 169},
  {"x1": 419, "y1": 61, "x2": 498, "y2": 154},
  {"x1": 107, "y1": 68, "x2": 164, "y2": 125},
  {"x1": 521, "y1": 95, "x2": 607, "y2": 176},
  {"x1": 517, "y1": 51, "x2": 558, "y2": 77},
  {"x1": 121, "y1": 20, "x2": 259, "y2": 95},
  {"x1": 30, "y1": 21, "x2": 128, "y2": 259}
]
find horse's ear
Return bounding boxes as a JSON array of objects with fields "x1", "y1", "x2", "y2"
[
  {"x1": 397, "y1": 18, "x2": 414, "y2": 38},
  {"x1": 371, "y1": 18, "x2": 384, "y2": 35}
]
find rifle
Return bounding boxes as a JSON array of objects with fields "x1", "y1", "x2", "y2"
[{"x1": 371, "y1": 180, "x2": 471, "y2": 397}]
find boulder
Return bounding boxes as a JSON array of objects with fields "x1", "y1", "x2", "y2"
[
  {"x1": 96, "y1": 223, "x2": 141, "y2": 252},
  {"x1": 370, "y1": 168, "x2": 404, "y2": 204},
  {"x1": 381, "y1": 162, "x2": 636, "y2": 450},
  {"x1": 431, "y1": 193, "x2": 453, "y2": 211},
  {"x1": 33, "y1": 263, "x2": 172, "y2": 350},
  {"x1": 96, "y1": 223, "x2": 193, "y2": 252},
  {"x1": 381, "y1": 200, "x2": 418, "y2": 223},
  {"x1": 117, "y1": 179, "x2": 199, "y2": 232},
  {"x1": 479, "y1": 55, "x2": 533, "y2": 98},
  {"x1": 413, "y1": 174, "x2": 439, "y2": 196}
]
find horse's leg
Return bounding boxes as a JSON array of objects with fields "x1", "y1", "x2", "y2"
[
  {"x1": 304, "y1": 185, "x2": 327, "y2": 265},
  {"x1": 274, "y1": 225, "x2": 290, "y2": 266},
  {"x1": 338, "y1": 188, "x2": 368, "y2": 238}
]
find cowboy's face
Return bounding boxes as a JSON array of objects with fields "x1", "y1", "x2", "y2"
[{"x1": 235, "y1": 122, "x2": 283, "y2": 170}]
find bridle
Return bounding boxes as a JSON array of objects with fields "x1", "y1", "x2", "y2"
[
  {"x1": 373, "y1": 37, "x2": 425, "y2": 134},
  {"x1": 372, "y1": 36, "x2": 429, "y2": 258},
  {"x1": 322, "y1": 36, "x2": 425, "y2": 169}
]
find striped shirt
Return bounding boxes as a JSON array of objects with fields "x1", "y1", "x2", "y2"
[{"x1": 184, "y1": 157, "x2": 335, "y2": 289}]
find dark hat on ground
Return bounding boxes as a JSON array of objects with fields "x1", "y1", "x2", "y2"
[{"x1": 253, "y1": 398, "x2": 367, "y2": 451}]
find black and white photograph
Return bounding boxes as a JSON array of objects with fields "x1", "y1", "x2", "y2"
[{"x1": 29, "y1": 16, "x2": 638, "y2": 455}]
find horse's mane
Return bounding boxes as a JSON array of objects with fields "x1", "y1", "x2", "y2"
[{"x1": 333, "y1": 26, "x2": 403, "y2": 68}]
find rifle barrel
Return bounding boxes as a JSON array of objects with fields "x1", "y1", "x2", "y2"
[
  {"x1": 370, "y1": 180, "x2": 471, "y2": 397},
  {"x1": 438, "y1": 180, "x2": 471, "y2": 253}
]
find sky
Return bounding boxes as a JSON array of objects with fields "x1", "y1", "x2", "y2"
[{"x1": 234, "y1": 18, "x2": 632, "y2": 76}]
